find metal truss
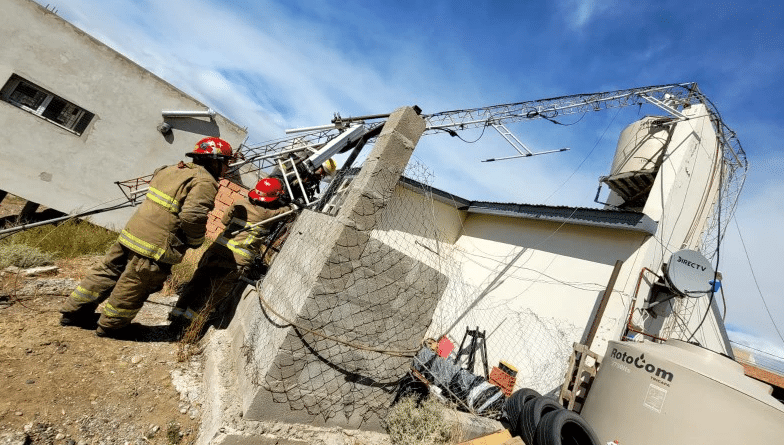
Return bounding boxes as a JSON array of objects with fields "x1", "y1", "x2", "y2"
[
  {"x1": 181, "y1": 82, "x2": 747, "y2": 187},
  {"x1": 232, "y1": 128, "x2": 340, "y2": 176},
  {"x1": 113, "y1": 82, "x2": 747, "y2": 235},
  {"x1": 421, "y1": 82, "x2": 703, "y2": 132}
]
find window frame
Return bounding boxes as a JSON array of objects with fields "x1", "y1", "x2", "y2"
[{"x1": 1, "y1": 74, "x2": 94, "y2": 136}]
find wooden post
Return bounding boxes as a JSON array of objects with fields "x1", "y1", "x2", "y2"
[{"x1": 585, "y1": 260, "x2": 623, "y2": 349}]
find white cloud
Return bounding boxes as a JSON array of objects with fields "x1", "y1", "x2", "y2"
[
  {"x1": 719, "y1": 179, "x2": 784, "y2": 346},
  {"x1": 561, "y1": 0, "x2": 610, "y2": 31},
  {"x1": 727, "y1": 326, "x2": 784, "y2": 372}
]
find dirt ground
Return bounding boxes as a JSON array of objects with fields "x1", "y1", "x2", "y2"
[
  {"x1": 0, "y1": 256, "x2": 203, "y2": 445},
  {"x1": 0, "y1": 195, "x2": 202, "y2": 445}
]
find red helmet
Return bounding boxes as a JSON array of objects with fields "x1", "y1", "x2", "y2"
[
  {"x1": 187, "y1": 137, "x2": 233, "y2": 159},
  {"x1": 248, "y1": 177, "x2": 284, "y2": 203}
]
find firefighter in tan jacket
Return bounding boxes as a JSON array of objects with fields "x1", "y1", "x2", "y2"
[
  {"x1": 168, "y1": 177, "x2": 294, "y2": 338},
  {"x1": 59, "y1": 137, "x2": 233, "y2": 338}
]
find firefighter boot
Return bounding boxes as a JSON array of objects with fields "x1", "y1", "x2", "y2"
[
  {"x1": 59, "y1": 307, "x2": 100, "y2": 329},
  {"x1": 95, "y1": 325, "x2": 134, "y2": 339}
]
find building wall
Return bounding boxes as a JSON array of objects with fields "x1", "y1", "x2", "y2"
[
  {"x1": 206, "y1": 179, "x2": 249, "y2": 239},
  {"x1": 221, "y1": 106, "x2": 731, "y2": 426},
  {"x1": 423, "y1": 213, "x2": 647, "y2": 393},
  {"x1": 408, "y1": 106, "x2": 729, "y2": 393},
  {"x1": 227, "y1": 107, "x2": 432, "y2": 430},
  {"x1": 371, "y1": 184, "x2": 467, "y2": 272},
  {"x1": 0, "y1": 0, "x2": 247, "y2": 230}
]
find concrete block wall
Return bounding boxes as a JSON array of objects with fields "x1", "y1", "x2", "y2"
[
  {"x1": 236, "y1": 213, "x2": 446, "y2": 429},
  {"x1": 227, "y1": 107, "x2": 437, "y2": 430}
]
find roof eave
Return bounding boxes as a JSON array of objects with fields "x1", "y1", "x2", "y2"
[{"x1": 465, "y1": 204, "x2": 658, "y2": 235}]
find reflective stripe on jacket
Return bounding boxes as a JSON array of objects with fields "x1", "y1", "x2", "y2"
[
  {"x1": 215, "y1": 217, "x2": 259, "y2": 259},
  {"x1": 119, "y1": 162, "x2": 218, "y2": 264},
  {"x1": 210, "y1": 197, "x2": 292, "y2": 268}
]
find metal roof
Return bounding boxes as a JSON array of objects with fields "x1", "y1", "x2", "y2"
[
  {"x1": 396, "y1": 175, "x2": 657, "y2": 235},
  {"x1": 465, "y1": 202, "x2": 658, "y2": 235}
]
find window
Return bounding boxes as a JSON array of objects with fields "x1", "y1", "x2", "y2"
[{"x1": 1, "y1": 74, "x2": 94, "y2": 135}]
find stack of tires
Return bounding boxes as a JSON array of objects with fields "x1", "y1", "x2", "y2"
[{"x1": 503, "y1": 388, "x2": 599, "y2": 445}]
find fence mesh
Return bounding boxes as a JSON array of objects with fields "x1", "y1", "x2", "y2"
[{"x1": 235, "y1": 159, "x2": 584, "y2": 425}]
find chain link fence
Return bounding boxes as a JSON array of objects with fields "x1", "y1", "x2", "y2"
[{"x1": 238, "y1": 160, "x2": 582, "y2": 425}]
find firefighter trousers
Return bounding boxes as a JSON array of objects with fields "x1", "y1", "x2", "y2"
[
  {"x1": 60, "y1": 242, "x2": 172, "y2": 330},
  {"x1": 170, "y1": 251, "x2": 242, "y2": 326}
]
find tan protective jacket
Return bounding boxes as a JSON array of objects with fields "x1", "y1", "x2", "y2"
[
  {"x1": 119, "y1": 162, "x2": 218, "y2": 264},
  {"x1": 212, "y1": 197, "x2": 292, "y2": 268}
]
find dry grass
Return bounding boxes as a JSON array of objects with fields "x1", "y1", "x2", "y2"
[
  {"x1": 0, "y1": 218, "x2": 117, "y2": 260},
  {"x1": 175, "y1": 301, "x2": 216, "y2": 362},
  {"x1": 384, "y1": 396, "x2": 460, "y2": 445},
  {"x1": 161, "y1": 241, "x2": 211, "y2": 296},
  {"x1": 0, "y1": 243, "x2": 56, "y2": 269},
  {"x1": 166, "y1": 241, "x2": 216, "y2": 362}
]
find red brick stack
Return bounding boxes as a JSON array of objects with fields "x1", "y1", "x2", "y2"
[
  {"x1": 206, "y1": 179, "x2": 248, "y2": 239},
  {"x1": 489, "y1": 361, "x2": 518, "y2": 397}
]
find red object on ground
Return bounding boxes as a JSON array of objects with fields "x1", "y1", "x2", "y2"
[
  {"x1": 436, "y1": 336, "x2": 454, "y2": 358},
  {"x1": 489, "y1": 366, "x2": 517, "y2": 397}
]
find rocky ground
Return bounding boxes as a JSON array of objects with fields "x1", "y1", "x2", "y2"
[{"x1": 0, "y1": 255, "x2": 203, "y2": 445}]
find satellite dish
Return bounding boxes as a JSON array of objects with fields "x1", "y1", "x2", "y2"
[{"x1": 666, "y1": 249, "x2": 716, "y2": 297}]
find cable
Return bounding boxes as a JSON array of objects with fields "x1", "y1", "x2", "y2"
[
  {"x1": 254, "y1": 285, "x2": 419, "y2": 357},
  {"x1": 526, "y1": 109, "x2": 587, "y2": 127},
  {"x1": 729, "y1": 340, "x2": 784, "y2": 362},
  {"x1": 687, "y1": 160, "x2": 722, "y2": 342},
  {"x1": 543, "y1": 106, "x2": 621, "y2": 204},
  {"x1": 438, "y1": 122, "x2": 489, "y2": 144},
  {"x1": 457, "y1": 251, "x2": 607, "y2": 292},
  {"x1": 734, "y1": 218, "x2": 784, "y2": 344}
]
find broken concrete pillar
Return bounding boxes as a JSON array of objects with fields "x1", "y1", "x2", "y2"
[
  {"x1": 335, "y1": 107, "x2": 427, "y2": 232},
  {"x1": 226, "y1": 106, "x2": 444, "y2": 431}
]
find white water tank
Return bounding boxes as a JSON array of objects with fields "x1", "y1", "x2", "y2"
[
  {"x1": 581, "y1": 340, "x2": 784, "y2": 444},
  {"x1": 601, "y1": 116, "x2": 671, "y2": 204},
  {"x1": 609, "y1": 116, "x2": 670, "y2": 177}
]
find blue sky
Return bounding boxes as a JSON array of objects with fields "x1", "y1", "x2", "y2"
[{"x1": 43, "y1": 0, "x2": 784, "y2": 361}]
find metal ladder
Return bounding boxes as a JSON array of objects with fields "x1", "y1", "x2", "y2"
[{"x1": 277, "y1": 156, "x2": 314, "y2": 206}]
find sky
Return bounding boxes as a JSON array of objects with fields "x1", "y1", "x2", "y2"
[{"x1": 40, "y1": 0, "x2": 784, "y2": 363}]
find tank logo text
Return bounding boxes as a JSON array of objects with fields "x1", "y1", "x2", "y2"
[{"x1": 610, "y1": 348, "x2": 674, "y2": 382}]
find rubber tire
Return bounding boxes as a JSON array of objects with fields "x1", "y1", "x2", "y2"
[
  {"x1": 518, "y1": 396, "x2": 563, "y2": 445},
  {"x1": 503, "y1": 388, "x2": 541, "y2": 436},
  {"x1": 534, "y1": 409, "x2": 600, "y2": 445}
]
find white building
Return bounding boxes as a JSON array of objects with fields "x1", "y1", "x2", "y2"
[
  {"x1": 407, "y1": 104, "x2": 732, "y2": 392},
  {"x1": 0, "y1": 0, "x2": 247, "y2": 230}
]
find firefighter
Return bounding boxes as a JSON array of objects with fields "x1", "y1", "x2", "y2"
[
  {"x1": 59, "y1": 137, "x2": 233, "y2": 338},
  {"x1": 271, "y1": 157, "x2": 337, "y2": 204},
  {"x1": 168, "y1": 177, "x2": 294, "y2": 338}
]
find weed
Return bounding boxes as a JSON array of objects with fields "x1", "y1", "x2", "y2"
[
  {"x1": 161, "y1": 241, "x2": 211, "y2": 296},
  {"x1": 0, "y1": 243, "x2": 55, "y2": 269},
  {"x1": 384, "y1": 396, "x2": 458, "y2": 445},
  {"x1": 175, "y1": 303, "x2": 212, "y2": 362},
  {"x1": 166, "y1": 421, "x2": 181, "y2": 445}
]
